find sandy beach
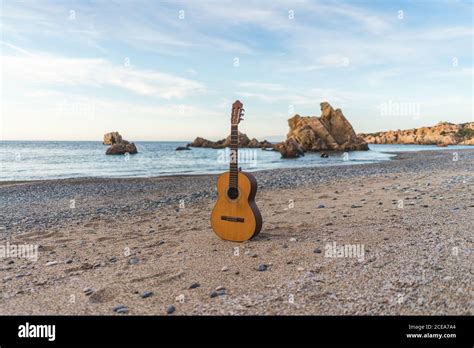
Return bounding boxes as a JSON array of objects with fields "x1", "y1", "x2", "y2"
[{"x1": 0, "y1": 149, "x2": 472, "y2": 315}]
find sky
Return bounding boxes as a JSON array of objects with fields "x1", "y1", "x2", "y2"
[{"x1": 0, "y1": 0, "x2": 473, "y2": 141}]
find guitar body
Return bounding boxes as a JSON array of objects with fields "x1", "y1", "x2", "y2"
[{"x1": 211, "y1": 171, "x2": 262, "y2": 242}]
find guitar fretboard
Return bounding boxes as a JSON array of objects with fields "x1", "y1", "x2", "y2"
[{"x1": 229, "y1": 124, "x2": 239, "y2": 189}]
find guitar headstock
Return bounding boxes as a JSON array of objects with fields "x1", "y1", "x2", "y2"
[{"x1": 231, "y1": 100, "x2": 244, "y2": 126}]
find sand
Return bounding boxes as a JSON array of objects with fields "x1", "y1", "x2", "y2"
[{"x1": 0, "y1": 149, "x2": 472, "y2": 315}]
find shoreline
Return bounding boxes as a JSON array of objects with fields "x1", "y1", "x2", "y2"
[
  {"x1": 0, "y1": 148, "x2": 472, "y2": 315},
  {"x1": 0, "y1": 149, "x2": 441, "y2": 186}
]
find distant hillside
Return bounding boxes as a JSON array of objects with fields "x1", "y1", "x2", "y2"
[{"x1": 359, "y1": 122, "x2": 474, "y2": 146}]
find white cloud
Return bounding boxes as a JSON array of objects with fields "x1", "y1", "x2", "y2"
[{"x1": 1, "y1": 44, "x2": 206, "y2": 99}]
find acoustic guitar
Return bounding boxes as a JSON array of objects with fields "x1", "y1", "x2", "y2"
[{"x1": 211, "y1": 100, "x2": 262, "y2": 241}]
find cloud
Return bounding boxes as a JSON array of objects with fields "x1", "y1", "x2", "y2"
[
  {"x1": 236, "y1": 82, "x2": 365, "y2": 106},
  {"x1": 1, "y1": 43, "x2": 206, "y2": 99}
]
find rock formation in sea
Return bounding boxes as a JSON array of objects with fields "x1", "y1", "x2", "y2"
[
  {"x1": 275, "y1": 102, "x2": 369, "y2": 158},
  {"x1": 103, "y1": 132, "x2": 138, "y2": 155},
  {"x1": 103, "y1": 132, "x2": 123, "y2": 145},
  {"x1": 175, "y1": 145, "x2": 191, "y2": 151},
  {"x1": 359, "y1": 122, "x2": 474, "y2": 146},
  {"x1": 188, "y1": 132, "x2": 273, "y2": 149}
]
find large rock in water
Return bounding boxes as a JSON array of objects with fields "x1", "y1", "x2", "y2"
[
  {"x1": 276, "y1": 102, "x2": 368, "y2": 158},
  {"x1": 274, "y1": 138, "x2": 305, "y2": 158},
  {"x1": 360, "y1": 122, "x2": 474, "y2": 146},
  {"x1": 188, "y1": 132, "x2": 272, "y2": 149},
  {"x1": 103, "y1": 132, "x2": 123, "y2": 145},
  {"x1": 106, "y1": 141, "x2": 138, "y2": 155},
  {"x1": 103, "y1": 132, "x2": 138, "y2": 155}
]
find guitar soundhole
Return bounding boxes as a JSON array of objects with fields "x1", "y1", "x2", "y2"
[{"x1": 227, "y1": 187, "x2": 239, "y2": 200}]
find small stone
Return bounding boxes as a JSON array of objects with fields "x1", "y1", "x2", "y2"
[
  {"x1": 65, "y1": 259, "x2": 73, "y2": 264},
  {"x1": 289, "y1": 238, "x2": 297, "y2": 242},
  {"x1": 313, "y1": 248, "x2": 322, "y2": 254},
  {"x1": 189, "y1": 282, "x2": 200, "y2": 289},
  {"x1": 215, "y1": 286, "x2": 226, "y2": 291},
  {"x1": 383, "y1": 237, "x2": 389, "y2": 241},
  {"x1": 297, "y1": 267, "x2": 305, "y2": 271},
  {"x1": 45, "y1": 261, "x2": 58, "y2": 267},
  {"x1": 221, "y1": 266, "x2": 229, "y2": 272},
  {"x1": 282, "y1": 244, "x2": 288, "y2": 249},
  {"x1": 257, "y1": 264, "x2": 268, "y2": 272},
  {"x1": 83, "y1": 287, "x2": 93, "y2": 296},
  {"x1": 318, "y1": 204, "x2": 325, "y2": 209},
  {"x1": 210, "y1": 291, "x2": 218, "y2": 298},
  {"x1": 166, "y1": 305, "x2": 175, "y2": 314},
  {"x1": 113, "y1": 305, "x2": 129, "y2": 314},
  {"x1": 109, "y1": 256, "x2": 117, "y2": 263},
  {"x1": 325, "y1": 222, "x2": 333, "y2": 226},
  {"x1": 128, "y1": 257, "x2": 139, "y2": 265},
  {"x1": 141, "y1": 291, "x2": 153, "y2": 298}
]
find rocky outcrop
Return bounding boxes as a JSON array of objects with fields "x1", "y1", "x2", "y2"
[
  {"x1": 175, "y1": 145, "x2": 191, "y2": 151},
  {"x1": 274, "y1": 138, "x2": 305, "y2": 158},
  {"x1": 103, "y1": 132, "x2": 123, "y2": 145},
  {"x1": 188, "y1": 132, "x2": 273, "y2": 149},
  {"x1": 105, "y1": 140, "x2": 138, "y2": 155},
  {"x1": 360, "y1": 122, "x2": 474, "y2": 146},
  {"x1": 275, "y1": 102, "x2": 368, "y2": 158},
  {"x1": 104, "y1": 132, "x2": 138, "y2": 155}
]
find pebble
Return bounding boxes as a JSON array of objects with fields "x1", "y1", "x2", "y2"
[
  {"x1": 257, "y1": 264, "x2": 268, "y2": 272},
  {"x1": 45, "y1": 261, "x2": 58, "y2": 266},
  {"x1": 289, "y1": 238, "x2": 297, "y2": 242},
  {"x1": 83, "y1": 287, "x2": 93, "y2": 296},
  {"x1": 210, "y1": 289, "x2": 226, "y2": 298},
  {"x1": 141, "y1": 291, "x2": 153, "y2": 298},
  {"x1": 189, "y1": 282, "x2": 200, "y2": 289},
  {"x1": 65, "y1": 259, "x2": 73, "y2": 264},
  {"x1": 166, "y1": 305, "x2": 175, "y2": 314},
  {"x1": 297, "y1": 267, "x2": 305, "y2": 271},
  {"x1": 113, "y1": 305, "x2": 129, "y2": 314},
  {"x1": 313, "y1": 248, "x2": 322, "y2": 254},
  {"x1": 318, "y1": 204, "x2": 325, "y2": 209},
  {"x1": 221, "y1": 266, "x2": 229, "y2": 272},
  {"x1": 128, "y1": 257, "x2": 139, "y2": 265}
]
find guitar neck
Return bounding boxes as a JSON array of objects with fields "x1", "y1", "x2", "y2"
[{"x1": 229, "y1": 124, "x2": 239, "y2": 189}]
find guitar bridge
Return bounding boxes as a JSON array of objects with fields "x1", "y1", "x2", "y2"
[{"x1": 221, "y1": 216, "x2": 245, "y2": 223}]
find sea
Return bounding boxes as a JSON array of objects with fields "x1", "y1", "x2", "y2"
[{"x1": 0, "y1": 141, "x2": 471, "y2": 181}]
